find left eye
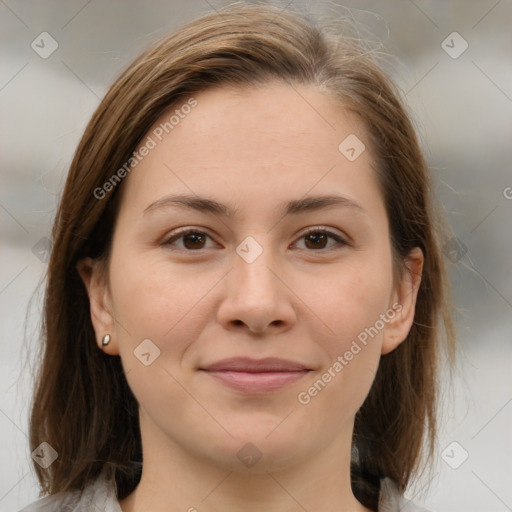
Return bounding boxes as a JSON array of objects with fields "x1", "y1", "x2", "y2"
[
  {"x1": 293, "y1": 229, "x2": 346, "y2": 250},
  {"x1": 162, "y1": 228, "x2": 346, "y2": 251}
]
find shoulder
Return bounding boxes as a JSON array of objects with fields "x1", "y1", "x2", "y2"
[
  {"x1": 18, "y1": 472, "x2": 121, "y2": 512},
  {"x1": 20, "y1": 474, "x2": 434, "y2": 512},
  {"x1": 378, "y1": 477, "x2": 434, "y2": 512}
]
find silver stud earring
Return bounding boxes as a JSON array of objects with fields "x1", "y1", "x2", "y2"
[{"x1": 101, "y1": 334, "x2": 111, "y2": 346}]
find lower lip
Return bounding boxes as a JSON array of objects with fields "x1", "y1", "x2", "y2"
[{"x1": 202, "y1": 370, "x2": 309, "y2": 393}]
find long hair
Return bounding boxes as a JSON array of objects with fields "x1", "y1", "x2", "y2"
[{"x1": 28, "y1": 3, "x2": 456, "y2": 510}]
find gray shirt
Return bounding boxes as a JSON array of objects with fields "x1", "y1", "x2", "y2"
[{"x1": 19, "y1": 472, "x2": 431, "y2": 512}]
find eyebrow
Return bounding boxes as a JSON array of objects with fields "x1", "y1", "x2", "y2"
[{"x1": 142, "y1": 193, "x2": 366, "y2": 218}]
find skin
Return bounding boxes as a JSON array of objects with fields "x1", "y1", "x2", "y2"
[{"x1": 78, "y1": 82, "x2": 423, "y2": 512}]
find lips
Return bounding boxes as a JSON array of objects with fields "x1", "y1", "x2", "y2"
[
  {"x1": 202, "y1": 357, "x2": 309, "y2": 372},
  {"x1": 199, "y1": 357, "x2": 311, "y2": 393}
]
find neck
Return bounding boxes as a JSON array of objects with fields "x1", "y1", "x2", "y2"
[{"x1": 119, "y1": 414, "x2": 372, "y2": 512}]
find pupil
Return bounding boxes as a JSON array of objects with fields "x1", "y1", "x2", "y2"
[
  {"x1": 184, "y1": 233, "x2": 204, "y2": 249},
  {"x1": 306, "y1": 233, "x2": 326, "y2": 249}
]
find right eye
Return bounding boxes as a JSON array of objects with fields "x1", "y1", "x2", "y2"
[{"x1": 161, "y1": 229, "x2": 218, "y2": 251}]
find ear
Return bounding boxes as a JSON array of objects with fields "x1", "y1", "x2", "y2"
[
  {"x1": 381, "y1": 247, "x2": 424, "y2": 355},
  {"x1": 76, "y1": 257, "x2": 119, "y2": 355}
]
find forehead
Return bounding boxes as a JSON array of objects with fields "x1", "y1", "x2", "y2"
[
  {"x1": 164, "y1": 82, "x2": 365, "y2": 160},
  {"x1": 117, "y1": 81, "x2": 383, "y2": 222}
]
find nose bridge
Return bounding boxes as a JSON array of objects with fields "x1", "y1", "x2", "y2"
[{"x1": 232, "y1": 234, "x2": 279, "y2": 302}]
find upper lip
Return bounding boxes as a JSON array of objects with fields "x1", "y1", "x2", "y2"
[{"x1": 200, "y1": 357, "x2": 310, "y2": 372}]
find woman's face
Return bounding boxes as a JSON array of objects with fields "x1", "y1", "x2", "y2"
[{"x1": 80, "y1": 82, "x2": 422, "y2": 473}]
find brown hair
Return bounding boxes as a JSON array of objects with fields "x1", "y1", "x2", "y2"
[{"x1": 28, "y1": 3, "x2": 456, "y2": 510}]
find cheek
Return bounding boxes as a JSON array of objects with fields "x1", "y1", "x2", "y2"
[
  {"x1": 109, "y1": 248, "x2": 204, "y2": 339},
  {"x1": 107, "y1": 253, "x2": 207, "y2": 420},
  {"x1": 314, "y1": 255, "x2": 393, "y2": 348},
  {"x1": 298, "y1": 251, "x2": 394, "y2": 410}
]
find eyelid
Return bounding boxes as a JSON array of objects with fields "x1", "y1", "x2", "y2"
[
  {"x1": 298, "y1": 225, "x2": 347, "y2": 242},
  {"x1": 160, "y1": 226, "x2": 217, "y2": 247},
  {"x1": 292, "y1": 225, "x2": 349, "y2": 249}
]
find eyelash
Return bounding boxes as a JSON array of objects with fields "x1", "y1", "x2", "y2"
[{"x1": 161, "y1": 226, "x2": 348, "y2": 252}]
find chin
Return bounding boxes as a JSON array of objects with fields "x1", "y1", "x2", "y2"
[{"x1": 196, "y1": 417, "x2": 314, "y2": 474}]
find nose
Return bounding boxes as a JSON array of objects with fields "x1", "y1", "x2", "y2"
[{"x1": 216, "y1": 242, "x2": 297, "y2": 335}]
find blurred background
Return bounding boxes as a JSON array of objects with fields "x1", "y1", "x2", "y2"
[{"x1": 1, "y1": 1, "x2": 511, "y2": 511}]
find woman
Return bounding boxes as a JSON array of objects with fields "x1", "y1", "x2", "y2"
[{"x1": 21, "y1": 3, "x2": 455, "y2": 511}]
